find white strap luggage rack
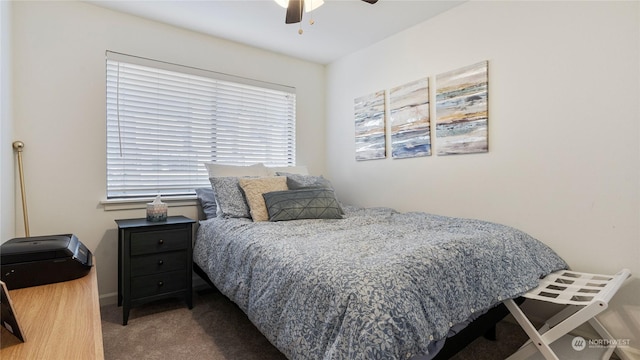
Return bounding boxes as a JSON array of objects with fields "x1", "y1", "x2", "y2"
[{"x1": 504, "y1": 268, "x2": 631, "y2": 360}]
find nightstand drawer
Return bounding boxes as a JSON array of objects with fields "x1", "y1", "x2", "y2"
[
  {"x1": 131, "y1": 251, "x2": 187, "y2": 277},
  {"x1": 130, "y1": 229, "x2": 188, "y2": 255},
  {"x1": 131, "y1": 270, "x2": 186, "y2": 299}
]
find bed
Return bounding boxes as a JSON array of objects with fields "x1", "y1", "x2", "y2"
[{"x1": 192, "y1": 168, "x2": 567, "y2": 359}]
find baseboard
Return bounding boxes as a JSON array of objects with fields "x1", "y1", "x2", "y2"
[
  {"x1": 99, "y1": 291, "x2": 118, "y2": 306},
  {"x1": 192, "y1": 276, "x2": 210, "y2": 291}
]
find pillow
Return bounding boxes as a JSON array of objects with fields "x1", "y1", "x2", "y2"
[
  {"x1": 276, "y1": 173, "x2": 333, "y2": 190},
  {"x1": 276, "y1": 173, "x2": 345, "y2": 215},
  {"x1": 238, "y1": 177, "x2": 288, "y2": 222},
  {"x1": 263, "y1": 189, "x2": 343, "y2": 222},
  {"x1": 195, "y1": 187, "x2": 217, "y2": 219},
  {"x1": 209, "y1": 177, "x2": 251, "y2": 218},
  {"x1": 204, "y1": 163, "x2": 270, "y2": 178},
  {"x1": 265, "y1": 165, "x2": 309, "y2": 176}
]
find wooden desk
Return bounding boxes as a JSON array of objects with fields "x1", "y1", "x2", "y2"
[{"x1": 0, "y1": 262, "x2": 104, "y2": 359}]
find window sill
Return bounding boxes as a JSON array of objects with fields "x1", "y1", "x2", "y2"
[{"x1": 100, "y1": 195, "x2": 198, "y2": 211}]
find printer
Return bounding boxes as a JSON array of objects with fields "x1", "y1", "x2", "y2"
[{"x1": 1, "y1": 234, "x2": 93, "y2": 290}]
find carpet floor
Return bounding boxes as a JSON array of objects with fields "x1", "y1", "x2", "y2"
[{"x1": 101, "y1": 289, "x2": 530, "y2": 360}]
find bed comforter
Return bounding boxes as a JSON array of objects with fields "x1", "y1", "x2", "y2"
[{"x1": 193, "y1": 205, "x2": 567, "y2": 360}]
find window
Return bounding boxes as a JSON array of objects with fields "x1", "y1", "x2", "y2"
[{"x1": 106, "y1": 52, "x2": 296, "y2": 199}]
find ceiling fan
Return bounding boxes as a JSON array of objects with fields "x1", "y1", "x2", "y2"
[{"x1": 283, "y1": 0, "x2": 379, "y2": 24}]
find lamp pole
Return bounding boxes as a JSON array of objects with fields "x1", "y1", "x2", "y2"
[{"x1": 12, "y1": 141, "x2": 29, "y2": 237}]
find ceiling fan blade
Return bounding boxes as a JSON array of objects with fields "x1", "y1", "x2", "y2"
[
  {"x1": 286, "y1": 0, "x2": 304, "y2": 24},
  {"x1": 361, "y1": 0, "x2": 378, "y2": 3}
]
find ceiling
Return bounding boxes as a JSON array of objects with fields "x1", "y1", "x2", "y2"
[{"x1": 88, "y1": 0, "x2": 464, "y2": 64}]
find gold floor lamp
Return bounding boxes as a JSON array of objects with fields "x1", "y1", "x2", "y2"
[{"x1": 12, "y1": 141, "x2": 29, "y2": 237}]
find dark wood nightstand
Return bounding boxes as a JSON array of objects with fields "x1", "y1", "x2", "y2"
[{"x1": 116, "y1": 216, "x2": 196, "y2": 325}]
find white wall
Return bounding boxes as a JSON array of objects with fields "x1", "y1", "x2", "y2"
[
  {"x1": 0, "y1": 0, "x2": 14, "y2": 241},
  {"x1": 10, "y1": 1, "x2": 325, "y2": 303},
  {"x1": 326, "y1": 0, "x2": 640, "y2": 356}
]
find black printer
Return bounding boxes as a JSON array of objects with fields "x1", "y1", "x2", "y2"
[{"x1": 1, "y1": 234, "x2": 93, "y2": 290}]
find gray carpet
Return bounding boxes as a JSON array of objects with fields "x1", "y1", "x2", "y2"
[{"x1": 101, "y1": 289, "x2": 530, "y2": 360}]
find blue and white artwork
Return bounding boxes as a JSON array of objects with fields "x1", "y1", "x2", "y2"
[
  {"x1": 435, "y1": 61, "x2": 488, "y2": 155},
  {"x1": 354, "y1": 90, "x2": 386, "y2": 161},
  {"x1": 389, "y1": 78, "x2": 431, "y2": 159}
]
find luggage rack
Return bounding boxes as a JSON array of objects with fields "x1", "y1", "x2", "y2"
[{"x1": 504, "y1": 269, "x2": 631, "y2": 360}]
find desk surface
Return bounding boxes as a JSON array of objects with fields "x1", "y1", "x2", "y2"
[{"x1": 0, "y1": 262, "x2": 104, "y2": 359}]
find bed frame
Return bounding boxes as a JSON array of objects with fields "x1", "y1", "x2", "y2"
[{"x1": 193, "y1": 262, "x2": 520, "y2": 359}]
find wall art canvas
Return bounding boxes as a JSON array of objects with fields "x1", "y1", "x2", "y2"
[
  {"x1": 354, "y1": 90, "x2": 386, "y2": 161},
  {"x1": 435, "y1": 61, "x2": 488, "y2": 155},
  {"x1": 389, "y1": 78, "x2": 431, "y2": 159}
]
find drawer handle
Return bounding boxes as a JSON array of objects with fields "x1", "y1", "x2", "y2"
[
  {"x1": 158, "y1": 259, "x2": 164, "y2": 266},
  {"x1": 158, "y1": 239, "x2": 164, "y2": 245},
  {"x1": 158, "y1": 281, "x2": 164, "y2": 287}
]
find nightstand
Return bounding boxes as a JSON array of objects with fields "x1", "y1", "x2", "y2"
[{"x1": 116, "y1": 216, "x2": 196, "y2": 325}]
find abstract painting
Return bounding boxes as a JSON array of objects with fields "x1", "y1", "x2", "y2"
[
  {"x1": 435, "y1": 61, "x2": 488, "y2": 155},
  {"x1": 389, "y1": 78, "x2": 431, "y2": 159},
  {"x1": 354, "y1": 90, "x2": 386, "y2": 161}
]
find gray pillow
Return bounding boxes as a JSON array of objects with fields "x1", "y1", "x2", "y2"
[
  {"x1": 276, "y1": 173, "x2": 333, "y2": 190},
  {"x1": 209, "y1": 177, "x2": 250, "y2": 218},
  {"x1": 263, "y1": 189, "x2": 343, "y2": 222},
  {"x1": 195, "y1": 187, "x2": 217, "y2": 219}
]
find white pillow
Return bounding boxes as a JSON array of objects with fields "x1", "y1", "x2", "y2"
[
  {"x1": 264, "y1": 165, "x2": 309, "y2": 176},
  {"x1": 204, "y1": 163, "x2": 270, "y2": 178}
]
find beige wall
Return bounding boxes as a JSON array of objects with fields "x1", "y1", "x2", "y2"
[
  {"x1": 9, "y1": 1, "x2": 326, "y2": 303},
  {"x1": 326, "y1": 1, "x2": 639, "y2": 356},
  {"x1": 1, "y1": 0, "x2": 14, "y2": 241}
]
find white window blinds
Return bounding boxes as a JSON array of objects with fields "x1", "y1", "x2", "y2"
[{"x1": 106, "y1": 52, "x2": 296, "y2": 199}]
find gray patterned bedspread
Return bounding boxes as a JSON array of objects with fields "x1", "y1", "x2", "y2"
[{"x1": 193, "y1": 206, "x2": 567, "y2": 360}]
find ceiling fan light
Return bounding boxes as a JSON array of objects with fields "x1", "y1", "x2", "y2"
[
  {"x1": 274, "y1": 0, "x2": 289, "y2": 9},
  {"x1": 305, "y1": 0, "x2": 324, "y2": 12}
]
